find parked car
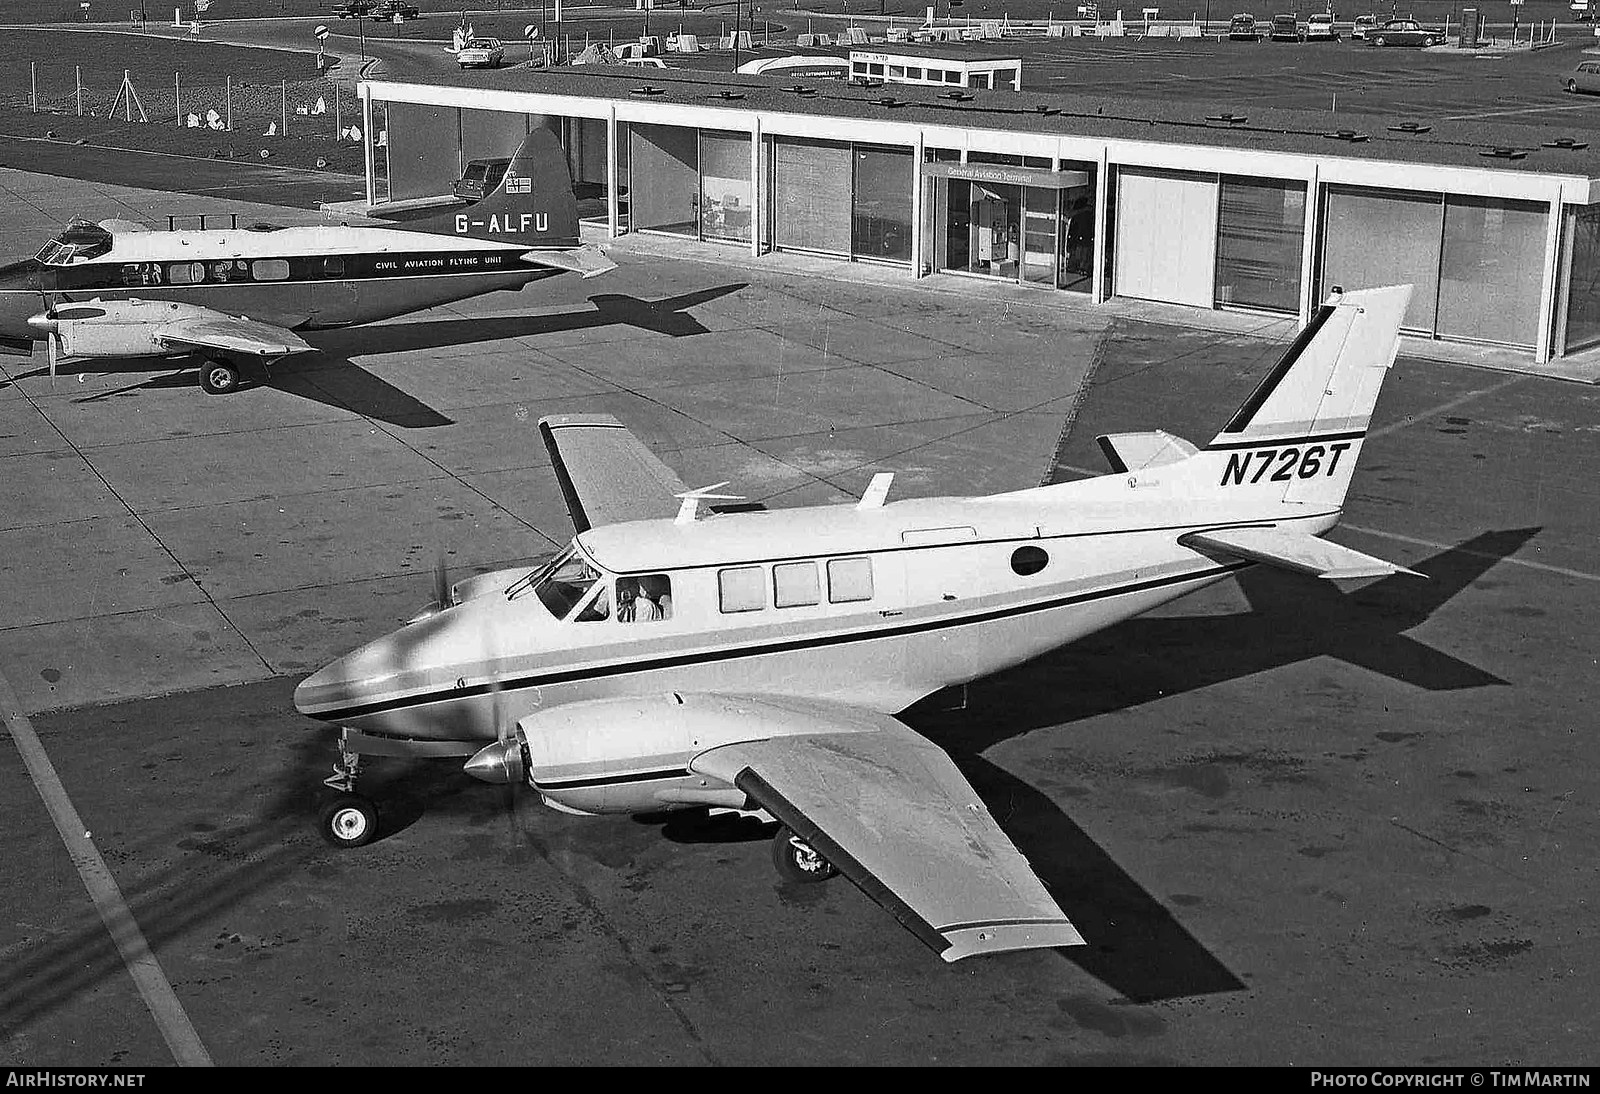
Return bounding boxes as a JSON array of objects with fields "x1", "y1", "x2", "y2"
[
  {"x1": 1565, "y1": 60, "x2": 1600, "y2": 94},
  {"x1": 1350, "y1": 13, "x2": 1378, "y2": 37},
  {"x1": 328, "y1": 0, "x2": 376, "y2": 16},
  {"x1": 452, "y1": 157, "x2": 511, "y2": 202},
  {"x1": 372, "y1": 1, "x2": 420, "y2": 19},
  {"x1": 1228, "y1": 12, "x2": 1263, "y2": 39},
  {"x1": 1367, "y1": 19, "x2": 1440, "y2": 46},
  {"x1": 1305, "y1": 12, "x2": 1339, "y2": 39},
  {"x1": 1268, "y1": 13, "x2": 1304, "y2": 40},
  {"x1": 457, "y1": 38, "x2": 506, "y2": 68}
]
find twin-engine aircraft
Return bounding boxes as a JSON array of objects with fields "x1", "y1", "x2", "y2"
[
  {"x1": 0, "y1": 130, "x2": 613, "y2": 393},
  {"x1": 295, "y1": 285, "x2": 1418, "y2": 963}
]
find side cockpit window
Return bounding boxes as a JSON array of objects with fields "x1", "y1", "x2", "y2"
[{"x1": 510, "y1": 546, "x2": 606, "y2": 620}]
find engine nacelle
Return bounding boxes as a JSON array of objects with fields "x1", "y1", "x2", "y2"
[{"x1": 511, "y1": 692, "x2": 883, "y2": 816}]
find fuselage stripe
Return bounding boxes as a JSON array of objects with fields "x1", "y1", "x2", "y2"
[
  {"x1": 1203, "y1": 429, "x2": 1366, "y2": 451},
  {"x1": 533, "y1": 767, "x2": 690, "y2": 791},
  {"x1": 310, "y1": 560, "x2": 1254, "y2": 722}
]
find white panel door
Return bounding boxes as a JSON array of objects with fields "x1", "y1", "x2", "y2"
[{"x1": 1114, "y1": 169, "x2": 1220, "y2": 307}]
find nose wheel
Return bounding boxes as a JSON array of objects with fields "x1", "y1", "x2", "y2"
[{"x1": 771, "y1": 825, "x2": 838, "y2": 884}]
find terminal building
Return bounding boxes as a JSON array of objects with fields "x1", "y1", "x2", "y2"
[{"x1": 354, "y1": 65, "x2": 1600, "y2": 363}]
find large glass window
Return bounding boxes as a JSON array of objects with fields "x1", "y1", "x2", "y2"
[
  {"x1": 1215, "y1": 178, "x2": 1307, "y2": 314},
  {"x1": 772, "y1": 137, "x2": 853, "y2": 255},
  {"x1": 827, "y1": 558, "x2": 874, "y2": 603},
  {"x1": 1561, "y1": 205, "x2": 1600, "y2": 354},
  {"x1": 1320, "y1": 185, "x2": 1442, "y2": 333},
  {"x1": 700, "y1": 130, "x2": 752, "y2": 243},
  {"x1": 851, "y1": 145, "x2": 912, "y2": 263},
  {"x1": 773, "y1": 562, "x2": 820, "y2": 608},
  {"x1": 719, "y1": 567, "x2": 766, "y2": 613},
  {"x1": 1437, "y1": 196, "x2": 1547, "y2": 348},
  {"x1": 629, "y1": 124, "x2": 699, "y2": 236}
]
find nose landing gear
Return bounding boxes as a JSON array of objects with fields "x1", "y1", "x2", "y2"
[{"x1": 320, "y1": 732, "x2": 380, "y2": 848}]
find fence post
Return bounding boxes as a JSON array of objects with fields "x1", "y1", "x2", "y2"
[
  {"x1": 30, "y1": 61, "x2": 36, "y2": 113},
  {"x1": 225, "y1": 75, "x2": 232, "y2": 131},
  {"x1": 281, "y1": 79, "x2": 288, "y2": 136},
  {"x1": 174, "y1": 71, "x2": 180, "y2": 129},
  {"x1": 75, "y1": 64, "x2": 82, "y2": 116},
  {"x1": 334, "y1": 81, "x2": 341, "y2": 136}
]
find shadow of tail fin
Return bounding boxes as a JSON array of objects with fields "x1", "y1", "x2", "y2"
[{"x1": 402, "y1": 129, "x2": 579, "y2": 249}]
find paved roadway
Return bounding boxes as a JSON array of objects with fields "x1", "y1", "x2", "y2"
[{"x1": 1, "y1": 169, "x2": 1598, "y2": 1065}]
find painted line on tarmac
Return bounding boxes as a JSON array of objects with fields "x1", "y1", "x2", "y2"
[
  {"x1": 1440, "y1": 101, "x2": 1600, "y2": 121},
  {"x1": 1366, "y1": 374, "x2": 1529, "y2": 441},
  {"x1": 0, "y1": 669, "x2": 213, "y2": 1067}
]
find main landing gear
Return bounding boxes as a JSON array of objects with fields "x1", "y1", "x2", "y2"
[
  {"x1": 197, "y1": 357, "x2": 242, "y2": 395},
  {"x1": 771, "y1": 825, "x2": 839, "y2": 884},
  {"x1": 320, "y1": 734, "x2": 380, "y2": 848}
]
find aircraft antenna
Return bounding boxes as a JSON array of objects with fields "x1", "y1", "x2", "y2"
[{"x1": 673, "y1": 481, "x2": 744, "y2": 525}]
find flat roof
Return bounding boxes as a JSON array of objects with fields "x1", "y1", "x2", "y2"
[
  {"x1": 847, "y1": 44, "x2": 1024, "y2": 63},
  {"x1": 366, "y1": 65, "x2": 1600, "y2": 183}
]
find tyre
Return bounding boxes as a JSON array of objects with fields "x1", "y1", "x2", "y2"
[
  {"x1": 1569, "y1": 79, "x2": 1579, "y2": 93},
  {"x1": 1422, "y1": 36, "x2": 1435, "y2": 47},
  {"x1": 198, "y1": 359, "x2": 240, "y2": 395},
  {"x1": 771, "y1": 825, "x2": 838, "y2": 883},
  {"x1": 320, "y1": 795, "x2": 379, "y2": 848},
  {"x1": 1374, "y1": 35, "x2": 1386, "y2": 46}
]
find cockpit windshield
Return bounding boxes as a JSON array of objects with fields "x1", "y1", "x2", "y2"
[
  {"x1": 505, "y1": 544, "x2": 607, "y2": 619},
  {"x1": 35, "y1": 221, "x2": 114, "y2": 266}
]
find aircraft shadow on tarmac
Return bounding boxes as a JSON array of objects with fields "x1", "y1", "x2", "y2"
[
  {"x1": 895, "y1": 527, "x2": 1538, "y2": 1002},
  {"x1": 9, "y1": 285, "x2": 748, "y2": 429}
]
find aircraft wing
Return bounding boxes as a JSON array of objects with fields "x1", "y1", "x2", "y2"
[
  {"x1": 538, "y1": 413, "x2": 689, "y2": 533},
  {"x1": 521, "y1": 245, "x2": 617, "y2": 279},
  {"x1": 154, "y1": 313, "x2": 313, "y2": 359},
  {"x1": 1182, "y1": 525, "x2": 1421, "y2": 580},
  {"x1": 688, "y1": 701, "x2": 1084, "y2": 962}
]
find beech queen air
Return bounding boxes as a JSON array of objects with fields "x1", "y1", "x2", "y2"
[
  {"x1": 0, "y1": 130, "x2": 612, "y2": 393},
  {"x1": 297, "y1": 285, "x2": 1420, "y2": 963}
]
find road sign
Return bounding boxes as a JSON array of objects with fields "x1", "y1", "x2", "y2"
[
  {"x1": 195, "y1": 0, "x2": 209, "y2": 9},
  {"x1": 315, "y1": 23, "x2": 330, "y2": 39}
]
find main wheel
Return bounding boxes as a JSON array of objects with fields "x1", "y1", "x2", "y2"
[
  {"x1": 320, "y1": 794, "x2": 380, "y2": 848},
  {"x1": 771, "y1": 826, "x2": 838, "y2": 883},
  {"x1": 198, "y1": 358, "x2": 241, "y2": 395}
]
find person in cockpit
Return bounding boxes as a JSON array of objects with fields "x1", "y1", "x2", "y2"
[{"x1": 637, "y1": 574, "x2": 672, "y2": 621}]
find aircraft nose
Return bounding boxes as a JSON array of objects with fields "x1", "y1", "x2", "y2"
[{"x1": 293, "y1": 607, "x2": 489, "y2": 721}]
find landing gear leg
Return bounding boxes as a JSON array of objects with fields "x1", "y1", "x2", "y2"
[
  {"x1": 320, "y1": 729, "x2": 380, "y2": 848},
  {"x1": 771, "y1": 825, "x2": 838, "y2": 884}
]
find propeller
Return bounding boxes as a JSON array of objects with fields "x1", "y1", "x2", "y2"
[
  {"x1": 25, "y1": 297, "x2": 63, "y2": 386},
  {"x1": 431, "y1": 550, "x2": 453, "y2": 613}
]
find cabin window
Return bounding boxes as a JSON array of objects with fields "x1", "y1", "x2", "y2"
[
  {"x1": 320, "y1": 256, "x2": 346, "y2": 277},
  {"x1": 943, "y1": 70, "x2": 962, "y2": 84},
  {"x1": 718, "y1": 566, "x2": 766, "y2": 613},
  {"x1": 121, "y1": 263, "x2": 162, "y2": 286},
  {"x1": 618, "y1": 574, "x2": 673, "y2": 622},
  {"x1": 251, "y1": 259, "x2": 290, "y2": 281},
  {"x1": 906, "y1": 66, "x2": 923, "y2": 79},
  {"x1": 210, "y1": 260, "x2": 242, "y2": 282},
  {"x1": 867, "y1": 63, "x2": 884, "y2": 76},
  {"x1": 1011, "y1": 545, "x2": 1049, "y2": 576},
  {"x1": 773, "y1": 562, "x2": 820, "y2": 608},
  {"x1": 167, "y1": 262, "x2": 206, "y2": 284},
  {"x1": 888, "y1": 64, "x2": 905, "y2": 77},
  {"x1": 826, "y1": 557, "x2": 874, "y2": 603}
]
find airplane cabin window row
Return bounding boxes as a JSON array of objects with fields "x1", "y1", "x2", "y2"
[{"x1": 718, "y1": 557, "x2": 874, "y2": 614}]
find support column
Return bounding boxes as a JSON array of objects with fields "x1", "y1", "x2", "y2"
[
  {"x1": 749, "y1": 114, "x2": 762, "y2": 258},
  {"x1": 1091, "y1": 144, "x2": 1110, "y2": 304},
  {"x1": 1298, "y1": 164, "x2": 1319, "y2": 324},
  {"x1": 1536, "y1": 183, "x2": 1565, "y2": 363},
  {"x1": 361, "y1": 86, "x2": 375, "y2": 208},
  {"x1": 606, "y1": 105, "x2": 620, "y2": 239},
  {"x1": 911, "y1": 129, "x2": 925, "y2": 279}
]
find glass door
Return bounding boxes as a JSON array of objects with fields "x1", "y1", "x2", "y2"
[{"x1": 1022, "y1": 186, "x2": 1058, "y2": 286}]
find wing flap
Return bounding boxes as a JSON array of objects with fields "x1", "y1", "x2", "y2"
[
  {"x1": 1182, "y1": 525, "x2": 1421, "y2": 580},
  {"x1": 155, "y1": 314, "x2": 312, "y2": 358},
  {"x1": 539, "y1": 413, "x2": 689, "y2": 533},
  {"x1": 690, "y1": 707, "x2": 1083, "y2": 962},
  {"x1": 521, "y1": 245, "x2": 617, "y2": 279}
]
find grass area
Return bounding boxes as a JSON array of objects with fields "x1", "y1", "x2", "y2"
[{"x1": 0, "y1": 28, "x2": 323, "y2": 92}]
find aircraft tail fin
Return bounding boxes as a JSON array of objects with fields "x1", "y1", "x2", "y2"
[
  {"x1": 404, "y1": 128, "x2": 580, "y2": 250},
  {"x1": 1179, "y1": 284, "x2": 1411, "y2": 509}
]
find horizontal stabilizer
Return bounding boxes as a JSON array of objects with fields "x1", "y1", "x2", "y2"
[
  {"x1": 1181, "y1": 526, "x2": 1421, "y2": 580},
  {"x1": 521, "y1": 245, "x2": 617, "y2": 279},
  {"x1": 1097, "y1": 430, "x2": 1198, "y2": 473}
]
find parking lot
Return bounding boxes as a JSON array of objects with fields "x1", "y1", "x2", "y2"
[{"x1": 1, "y1": 160, "x2": 1598, "y2": 1064}]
